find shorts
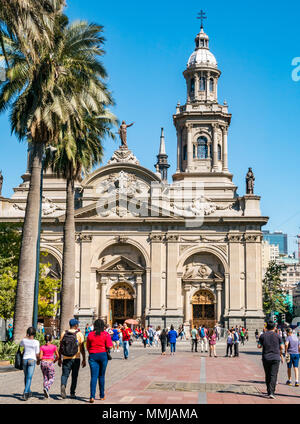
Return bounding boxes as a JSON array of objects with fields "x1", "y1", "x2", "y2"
[{"x1": 287, "y1": 353, "x2": 299, "y2": 368}]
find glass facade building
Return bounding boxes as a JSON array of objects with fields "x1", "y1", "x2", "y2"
[{"x1": 262, "y1": 231, "x2": 288, "y2": 255}]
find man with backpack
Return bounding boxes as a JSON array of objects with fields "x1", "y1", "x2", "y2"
[
  {"x1": 199, "y1": 325, "x2": 208, "y2": 353},
  {"x1": 58, "y1": 318, "x2": 86, "y2": 399}
]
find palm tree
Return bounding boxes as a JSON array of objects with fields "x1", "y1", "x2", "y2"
[
  {"x1": 0, "y1": 17, "x2": 113, "y2": 340},
  {"x1": 46, "y1": 112, "x2": 117, "y2": 333},
  {"x1": 0, "y1": 1, "x2": 65, "y2": 66}
]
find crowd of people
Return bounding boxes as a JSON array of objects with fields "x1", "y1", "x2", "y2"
[{"x1": 16, "y1": 317, "x2": 300, "y2": 402}]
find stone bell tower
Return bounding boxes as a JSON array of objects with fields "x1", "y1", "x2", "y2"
[{"x1": 173, "y1": 21, "x2": 236, "y2": 199}]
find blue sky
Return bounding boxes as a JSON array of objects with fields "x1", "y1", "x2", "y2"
[{"x1": 0, "y1": 0, "x2": 299, "y2": 253}]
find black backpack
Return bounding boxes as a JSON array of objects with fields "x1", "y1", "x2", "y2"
[{"x1": 60, "y1": 331, "x2": 79, "y2": 357}]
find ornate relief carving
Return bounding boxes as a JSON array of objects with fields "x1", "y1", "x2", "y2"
[
  {"x1": 179, "y1": 244, "x2": 195, "y2": 255},
  {"x1": 227, "y1": 234, "x2": 243, "y2": 243},
  {"x1": 77, "y1": 234, "x2": 93, "y2": 242},
  {"x1": 149, "y1": 233, "x2": 163, "y2": 242},
  {"x1": 109, "y1": 284, "x2": 134, "y2": 300},
  {"x1": 172, "y1": 196, "x2": 236, "y2": 218},
  {"x1": 192, "y1": 290, "x2": 214, "y2": 305},
  {"x1": 244, "y1": 234, "x2": 260, "y2": 242},
  {"x1": 114, "y1": 236, "x2": 128, "y2": 244},
  {"x1": 166, "y1": 234, "x2": 179, "y2": 242},
  {"x1": 107, "y1": 148, "x2": 140, "y2": 165}
]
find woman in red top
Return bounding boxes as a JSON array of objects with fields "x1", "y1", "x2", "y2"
[{"x1": 86, "y1": 319, "x2": 113, "y2": 403}]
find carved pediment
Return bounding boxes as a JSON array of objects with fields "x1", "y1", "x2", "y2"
[
  {"x1": 97, "y1": 255, "x2": 144, "y2": 273},
  {"x1": 183, "y1": 263, "x2": 224, "y2": 282}
]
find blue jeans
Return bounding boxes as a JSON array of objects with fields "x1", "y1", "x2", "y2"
[
  {"x1": 88, "y1": 353, "x2": 108, "y2": 399},
  {"x1": 170, "y1": 342, "x2": 176, "y2": 353},
  {"x1": 23, "y1": 359, "x2": 36, "y2": 394},
  {"x1": 123, "y1": 341, "x2": 129, "y2": 359},
  {"x1": 61, "y1": 358, "x2": 80, "y2": 395}
]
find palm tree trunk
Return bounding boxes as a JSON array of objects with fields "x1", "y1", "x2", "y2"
[
  {"x1": 59, "y1": 177, "x2": 75, "y2": 334},
  {"x1": 13, "y1": 142, "x2": 44, "y2": 342}
]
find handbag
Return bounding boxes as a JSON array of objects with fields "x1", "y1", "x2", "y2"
[
  {"x1": 14, "y1": 346, "x2": 23, "y2": 370},
  {"x1": 106, "y1": 349, "x2": 112, "y2": 361}
]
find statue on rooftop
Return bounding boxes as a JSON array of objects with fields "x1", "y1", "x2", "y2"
[
  {"x1": 246, "y1": 167, "x2": 255, "y2": 194},
  {"x1": 118, "y1": 121, "x2": 134, "y2": 148}
]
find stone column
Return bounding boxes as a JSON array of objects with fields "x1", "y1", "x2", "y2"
[
  {"x1": 224, "y1": 273, "x2": 229, "y2": 317},
  {"x1": 183, "y1": 285, "x2": 191, "y2": 324},
  {"x1": 136, "y1": 274, "x2": 143, "y2": 319},
  {"x1": 176, "y1": 130, "x2": 180, "y2": 172},
  {"x1": 228, "y1": 233, "x2": 243, "y2": 326},
  {"x1": 194, "y1": 73, "x2": 199, "y2": 101},
  {"x1": 99, "y1": 276, "x2": 108, "y2": 321},
  {"x1": 212, "y1": 124, "x2": 218, "y2": 171},
  {"x1": 245, "y1": 234, "x2": 263, "y2": 312},
  {"x1": 149, "y1": 234, "x2": 163, "y2": 311},
  {"x1": 222, "y1": 125, "x2": 229, "y2": 172},
  {"x1": 186, "y1": 124, "x2": 193, "y2": 172},
  {"x1": 216, "y1": 284, "x2": 222, "y2": 324},
  {"x1": 78, "y1": 234, "x2": 92, "y2": 308},
  {"x1": 166, "y1": 234, "x2": 179, "y2": 310},
  {"x1": 206, "y1": 72, "x2": 210, "y2": 100}
]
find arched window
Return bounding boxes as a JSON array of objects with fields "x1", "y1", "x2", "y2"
[
  {"x1": 193, "y1": 144, "x2": 196, "y2": 158},
  {"x1": 190, "y1": 78, "x2": 195, "y2": 96},
  {"x1": 209, "y1": 78, "x2": 214, "y2": 92},
  {"x1": 200, "y1": 39, "x2": 204, "y2": 47},
  {"x1": 199, "y1": 77, "x2": 206, "y2": 91},
  {"x1": 197, "y1": 136, "x2": 208, "y2": 159},
  {"x1": 218, "y1": 144, "x2": 221, "y2": 160}
]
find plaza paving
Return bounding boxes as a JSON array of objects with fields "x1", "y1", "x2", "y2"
[{"x1": 0, "y1": 339, "x2": 299, "y2": 404}]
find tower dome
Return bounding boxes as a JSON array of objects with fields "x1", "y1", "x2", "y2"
[{"x1": 187, "y1": 28, "x2": 218, "y2": 68}]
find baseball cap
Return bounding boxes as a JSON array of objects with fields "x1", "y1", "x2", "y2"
[{"x1": 69, "y1": 318, "x2": 79, "y2": 327}]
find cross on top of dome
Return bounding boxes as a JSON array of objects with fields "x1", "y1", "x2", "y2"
[{"x1": 197, "y1": 10, "x2": 207, "y2": 30}]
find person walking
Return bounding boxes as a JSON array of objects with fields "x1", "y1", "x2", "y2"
[
  {"x1": 225, "y1": 330, "x2": 234, "y2": 357},
  {"x1": 240, "y1": 328, "x2": 245, "y2": 346},
  {"x1": 285, "y1": 328, "x2": 300, "y2": 387},
  {"x1": 58, "y1": 318, "x2": 86, "y2": 399},
  {"x1": 191, "y1": 325, "x2": 198, "y2": 353},
  {"x1": 111, "y1": 324, "x2": 120, "y2": 352},
  {"x1": 121, "y1": 323, "x2": 132, "y2": 360},
  {"x1": 257, "y1": 320, "x2": 284, "y2": 399},
  {"x1": 168, "y1": 325, "x2": 178, "y2": 355},
  {"x1": 148, "y1": 326, "x2": 154, "y2": 347},
  {"x1": 208, "y1": 329, "x2": 217, "y2": 357},
  {"x1": 141, "y1": 328, "x2": 148, "y2": 348},
  {"x1": 86, "y1": 319, "x2": 113, "y2": 403},
  {"x1": 154, "y1": 327, "x2": 160, "y2": 347},
  {"x1": 160, "y1": 329, "x2": 168, "y2": 355},
  {"x1": 6, "y1": 324, "x2": 13, "y2": 342},
  {"x1": 255, "y1": 329, "x2": 259, "y2": 342},
  {"x1": 39, "y1": 333, "x2": 59, "y2": 398},
  {"x1": 85, "y1": 324, "x2": 91, "y2": 340},
  {"x1": 233, "y1": 328, "x2": 240, "y2": 357},
  {"x1": 20, "y1": 327, "x2": 40, "y2": 400},
  {"x1": 199, "y1": 325, "x2": 208, "y2": 353}
]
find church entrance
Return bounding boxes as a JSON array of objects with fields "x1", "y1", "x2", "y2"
[
  {"x1": 192, "y1": 290, "x2": 216, "y2": 329},
  {"x1": 109, "y1": 283, "x2": 134, "y2": 326}
]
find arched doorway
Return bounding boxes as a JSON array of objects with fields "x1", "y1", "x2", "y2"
[
  {"x1": 109, "y1": 283, "x2": 134, "y2": 325},
  {"x1": 192, "y1": 290, "x2": 216, "y2": 329}
]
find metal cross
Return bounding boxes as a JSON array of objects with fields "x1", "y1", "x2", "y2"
[{"x1": 197, "y1": 10, "x2": 207, "y2": 29}]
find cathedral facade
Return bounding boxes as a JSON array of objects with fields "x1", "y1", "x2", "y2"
[{"x1": 0, "y1": 25, "x2": 268, "y2": 333}]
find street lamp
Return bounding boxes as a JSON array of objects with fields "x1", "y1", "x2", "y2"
[{"x1": 32, "y1": 145, "x2": 57, "y2": 329}]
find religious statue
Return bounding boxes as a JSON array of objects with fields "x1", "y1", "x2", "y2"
[
  {"x1": 246, "y1": 167, "x2": 255, "y2": 194},
  {"x1": 118, "y1": 121, "x2": 134, "y2": 148},
  {"x1": 0, "y1": 171, "x2": 3, "y2": 196}
]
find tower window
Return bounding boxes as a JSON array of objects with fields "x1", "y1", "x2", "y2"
[
  {"x1": 190, "y1": 78, "x2": 195, "y2": 96},
  {"x1": 183, "y1": 145, "x2": 187, "y2": 161},
  {"x1": 209, "y1": 78, "x2": 214, "y2": 92},
  {"x1": 199, "y1": 77, "x2": 206, "y2": 91},
  {"x1": 200, "y1": 39, "x2": 204, "y2": 47},
  {"x1": 197, "y1": 136, "x2": 208, "y2": 159}
]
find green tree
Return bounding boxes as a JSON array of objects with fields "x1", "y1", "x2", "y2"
[
  {"x1": 38, "y1": 262, "x2": 61, "y2": 318},
  {"x1": 0, "y1": 224, "x2": 60, "y2": 326},
  {"x1": 0, "y1": 12, "x2": 114, "y2": 340},
  {"x1": 262, "y1": 261, "x2": 288, "y2": 317}
]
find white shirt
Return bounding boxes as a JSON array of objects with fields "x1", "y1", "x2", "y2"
[{"x1": 20, "y1": 338, "x2": 40, "y2": 360}]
